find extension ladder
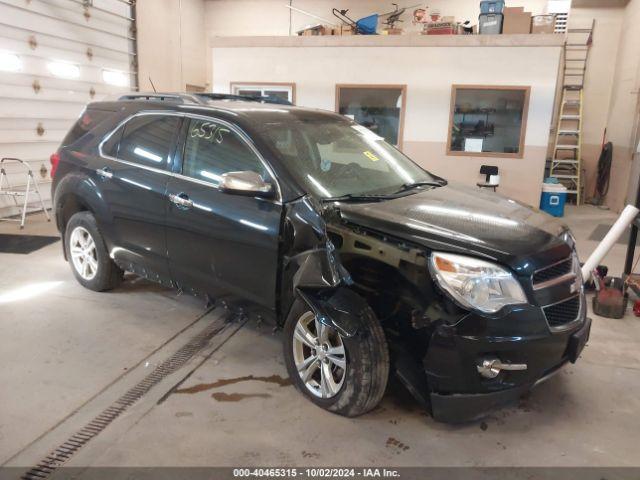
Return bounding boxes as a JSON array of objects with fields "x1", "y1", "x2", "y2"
[
  {"x1": 549, "y1": 20, "x2": 594, "y2": 205},
  {"x1": 0, "y1": 157, "x2": 51, "y2": 229}
]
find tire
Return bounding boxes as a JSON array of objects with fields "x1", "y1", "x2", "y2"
[
  {"x1": 65, "y1": 211, "x2": 122, "y2": 292},
  {"x1": 283, "y1": 290, "x2": 389, "y2": 417}
]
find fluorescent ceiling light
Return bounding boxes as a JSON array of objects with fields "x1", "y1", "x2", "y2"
[
  {"x1": 0, "y1": 52, "x2": 22, "y2": 72},
  {"x1": 48, "y1": 61, "x2": 80, "y2": 79},
  {"x1": 201, "y1": 170, "x2": 222, "y2": 182},
  {"x1": 102, "y1": 69, "x2": 129, "y2": 87},
  {"x1": 133, "y1": 146, "x2": 162, "y2": 163}
]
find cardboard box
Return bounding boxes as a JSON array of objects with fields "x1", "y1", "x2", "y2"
[
  {"x1": 382, "y1": 27, "x2": 404, "y2": 35},
  {"x1": 531, "y1": 14, "x2": 556, "y2": 33},
  {"x1": 423, "y1": 21, "x2": 456, "y2": 35},
  {"x1": 340, "y1": 25, "x2": 354, "y2": 35},
  {"x1": 298, "y1": 24, "x2": 334, "y2": 36},
  {"x1": 502, "y1": 6, "x2": 531, "y2": 34}
]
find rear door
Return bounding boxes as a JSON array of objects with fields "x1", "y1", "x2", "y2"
[
  {"x1": 97, "y1": 112, "x2": 182, "y2": 282},
  {"x1": 165, "y1": 116, "x2": 282, "y2": 308}
]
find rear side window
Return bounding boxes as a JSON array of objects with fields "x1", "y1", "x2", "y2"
[
  {"x1": 101, "y1": 126, "x2": 122, "y2": 158},
  {"x1": 117, "y1": 115, "x2": 180, "y2": 169},
  {"x1": 62, "y1": 108, "x2": 113, "y2": 146},
  {"x1": 182, "y1": 118, "x2": 267, "y2": 185}
]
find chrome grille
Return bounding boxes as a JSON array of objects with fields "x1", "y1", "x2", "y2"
[
  {"x1": 543, "y1": 296, "x2": 580, "y2": 328},
  {"x1": 533, "y1": 257, "x2": 573, "y2": 285}
]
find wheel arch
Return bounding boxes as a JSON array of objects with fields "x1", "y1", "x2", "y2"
[{"x1": 54, "y1": 174, "x2": 113, "y2": 259}]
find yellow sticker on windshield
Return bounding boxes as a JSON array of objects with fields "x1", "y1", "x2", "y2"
[{"x1": 363, "y1": 150, "x2": 379, "y2": 162}]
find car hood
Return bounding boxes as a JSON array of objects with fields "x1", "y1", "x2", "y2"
[{"x1": 335, "y1": 182, "x2": 571, "y2": 276}]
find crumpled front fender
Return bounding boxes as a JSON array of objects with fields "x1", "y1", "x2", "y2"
[
  {"x1": 295, "y1": 287, "x2": 362, "y2": 338},
  {"x1": 282, "y1": 196, "x2": 359, "y2": 337}
]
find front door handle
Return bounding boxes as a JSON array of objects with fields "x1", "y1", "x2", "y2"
[
  {"x1": 96, "y1": 167, "x2": 113, "y2": 179},
  {"x1": 169, "y1": 192, "x2": 193, "y2": 209}
]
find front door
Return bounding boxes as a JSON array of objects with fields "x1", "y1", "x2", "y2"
[
  {"x1": 96, "y1": 112, "x2": 181, "y2": 282},
  {"x1": 165, "y1": 116, "x2": 282, "y2": 309}
]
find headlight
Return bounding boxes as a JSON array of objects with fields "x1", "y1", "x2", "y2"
[{"x1": 429, "y1": 252, "x2": 527, "y2": 313}]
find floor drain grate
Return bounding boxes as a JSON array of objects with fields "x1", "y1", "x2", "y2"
[{"x1": 22, "y1": 310, "x2": 234, "y2": 480}]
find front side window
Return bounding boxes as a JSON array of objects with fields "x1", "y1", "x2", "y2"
[
  {"x1": 182, "y1": 118, "x2": 268, "y2": 185},
  {"x1": 259, "y1": 116, "x2": 436, "y2": 199},
  {"x1": 117, "y1": 115, "x2": 180, "y2": 169}
]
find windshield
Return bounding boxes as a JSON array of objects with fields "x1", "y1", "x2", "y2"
[{"x1": 258, "y1": 116, "x2": 440, "y2": 199}]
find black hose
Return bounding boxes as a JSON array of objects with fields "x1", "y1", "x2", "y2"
[{"x1": 591, "y1": 141, "x2": 613, "y2": 205}]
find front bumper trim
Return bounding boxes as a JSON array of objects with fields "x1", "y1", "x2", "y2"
[{"x1": 430, "y1": 316, "x2": 591, "y2": 423}]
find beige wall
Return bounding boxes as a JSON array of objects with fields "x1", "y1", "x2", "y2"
[
  {"x1": 136, "y1": 0, "x2": 207, "y2": 92},
  {"x1": 609, "y1": 0, "x2": 640, "y2": 210},
  {"x1": 566, "y1": 6, "x2": 624, "y2": 200},
  {"x1": 205, "y1": 0, "x2": 550, "y2": 37},
  {"x1": 211, "y1": 38, "x2": 562, "y2": 207}
]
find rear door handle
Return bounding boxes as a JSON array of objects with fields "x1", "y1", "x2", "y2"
[
  {"x1": 169, "y1": 192, "x2": 193, "y2": 209},
  {"x1": 96, "y1": 167, "x2": 113, "y2": 179}
]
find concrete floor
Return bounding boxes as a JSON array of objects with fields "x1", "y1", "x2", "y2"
[{"x1": 1, "y1": 206, "x2": 640, "y2": 471}]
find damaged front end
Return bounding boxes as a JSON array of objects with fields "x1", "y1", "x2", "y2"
[{"x1": 280, "y1": 195, "x2": 590, "y2": 423}]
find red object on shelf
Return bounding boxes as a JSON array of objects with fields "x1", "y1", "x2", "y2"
[{"x1": 633, "y1": 300, "x2": 640, "y2": 317}]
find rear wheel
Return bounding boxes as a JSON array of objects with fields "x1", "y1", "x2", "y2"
[
  {"x1": 65, "y1": 211, "x2": 122, "y2": 291},
  {"x1": 283, "y1": 292, "x2": 389, "y2": 417}
]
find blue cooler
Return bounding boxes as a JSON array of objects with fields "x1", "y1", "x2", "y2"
[
  {"x1": 480, "y1": 1, "x2": 505, "y2": 14},
  {"x1": 540, "y1": 183, "x2": 567, "y2": 217}
]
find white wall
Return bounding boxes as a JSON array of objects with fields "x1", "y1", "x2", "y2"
[
  {"x1": 211, "y1": 37, "x2": 561, "y2": 206},
  {"x1": 137, "y1": 0, "x2": 207, "y2": 92},
  {"x1": 205, "y1": 0, "x2": 551, "y2": 37}
]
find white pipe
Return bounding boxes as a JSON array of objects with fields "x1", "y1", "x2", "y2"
[{"x1": 581, "y1": 204, "x2": 640, "y2": 281}]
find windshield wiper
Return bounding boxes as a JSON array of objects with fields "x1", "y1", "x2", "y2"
[
  {"x1": 322, "y1": 193, "x2": 391, "y2": 203},
  {"x1": 393, "y1": 180, "x2": 447, "y2": 194}
]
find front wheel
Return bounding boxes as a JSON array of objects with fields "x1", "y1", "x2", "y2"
[{"x1": 283, "y1": 292, "x2": 389, "y2": 417}]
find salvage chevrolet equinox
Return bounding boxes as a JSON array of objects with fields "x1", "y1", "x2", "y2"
[{"x1": 51, "y1": 93, "x2": 591, "y2": 422}]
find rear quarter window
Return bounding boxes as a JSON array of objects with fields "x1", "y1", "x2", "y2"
[{"x1": 62, "y1": 108, "x2": 114, "y2": 147}]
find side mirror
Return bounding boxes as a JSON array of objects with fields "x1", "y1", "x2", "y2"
[{"x1": 219, "y1": 171, "x2": 275, "y2": 198}]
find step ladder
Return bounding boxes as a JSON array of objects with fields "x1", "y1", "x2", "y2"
[
  {"x1": 549, "y1": 20, "x2": 594, "y2": 206},
  {"x1": 0, "y1": 157, "x2": 51, "y2": 229}
]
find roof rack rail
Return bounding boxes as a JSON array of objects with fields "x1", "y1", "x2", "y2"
[
  {"x1": 117, "y1": 92, "x2": 293, "y2": 106},
  {"x1": 118, "y1": 93, "x2": 190, "y2": 103},
  {"x1": 194, "y1": 93, "x2": 293, "y2": 106}
]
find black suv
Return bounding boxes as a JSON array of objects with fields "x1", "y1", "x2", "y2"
[{"x1": 52, "y1": 94, "x2": 590, "y2": 422}]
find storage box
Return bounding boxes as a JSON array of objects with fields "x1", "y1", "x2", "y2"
[
  {"x1": 478, "y1": 13, "x2": 503, "y2": 34},
  {"x1": 531, "y1": 14, "x2": 556, "y2": 33},
  {"x1": 502, "y1": 6, "x2": 532, "y2": 34},
  {"x1": 480, "y1": 1, "x2": 505, "y2": 14},
  {"x1": 424, "y1": 21, "x2": 456, "y2": 35}
]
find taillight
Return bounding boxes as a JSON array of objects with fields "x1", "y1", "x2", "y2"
[{"x1": 50, "y1": 152, "x2": 60, "y2": 178}]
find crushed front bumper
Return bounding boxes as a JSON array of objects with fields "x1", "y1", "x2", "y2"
[{"x1": 426, "y1": 311, "x2": 591, "y2": 423}]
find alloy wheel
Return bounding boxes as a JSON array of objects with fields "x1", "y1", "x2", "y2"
[
  {"x1": 69, "y1": 226, "x2": 98, "y2": 281},
  {"x1": 292, "y1": 311, "x2": 347, "y2": 398}
]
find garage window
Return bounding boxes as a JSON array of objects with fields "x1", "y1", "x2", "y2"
[
  {"x1": 447, "y1": 85, "x2": 530, "y2": 158},
  {"x1": 230, "y1": 82, "x2": 295, "y2": 103},
  {"x1": 182, "y1": 118, "x2": 267, "y2": 185},
  {"x1": 117, "y1": 115, "x2": 181, "y2": 169},
  {"x1": 335, "y1": 84, "x2": 406, "y2": 147}
]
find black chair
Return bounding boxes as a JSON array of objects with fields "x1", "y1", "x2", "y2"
[{"x1": 477, "y1": 165, "x2": 499, "y2": 192}]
